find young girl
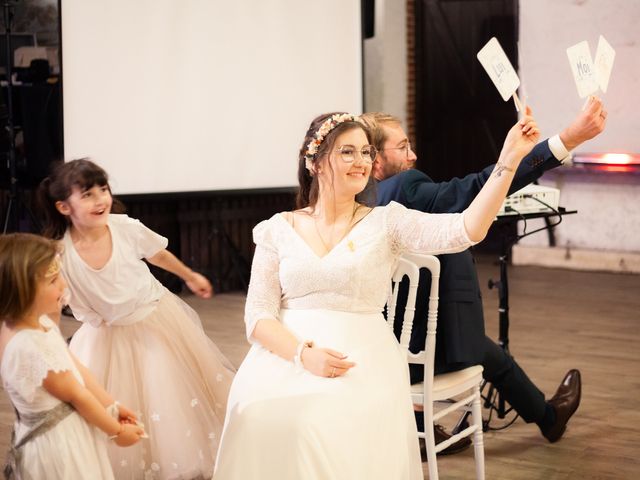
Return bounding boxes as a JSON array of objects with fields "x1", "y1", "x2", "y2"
[
  {"x1": 38, "y1": 159, "x2": 235, "y2": 479},
  {"x1": 0, "y1": 233, "x2": 144, "y2": 479}
]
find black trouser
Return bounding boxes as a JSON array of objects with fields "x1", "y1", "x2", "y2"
[{"x1": 410, "y1": 335, "x2": 546, "y2": 423}]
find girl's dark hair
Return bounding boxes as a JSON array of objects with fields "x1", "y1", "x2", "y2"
[
  {"x1": 36, "y1": 158, "x2": 126, "y2": 239},
  {"x1": 296, "y1": 112, "x2": 376, "y2": 210}
]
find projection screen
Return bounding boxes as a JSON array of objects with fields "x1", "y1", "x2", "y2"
[{"x1": 61, "y1": 1, "x2": 363, "y2": 195}]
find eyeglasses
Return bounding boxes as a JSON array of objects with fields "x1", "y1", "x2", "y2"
[
  {"x1": 335, "y1": 145, "x2": 377, "y2": 164},
  {"x1": 382, "y1": 142, "x2": 412, "y2": 159}
]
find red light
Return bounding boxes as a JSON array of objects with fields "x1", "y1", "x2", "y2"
[
  {"x1": 600, "y1": 164, "x2": 636, "y2": 173},
  {"x1": 573, "y1": 153, "x2": 640, "y2": 166}
]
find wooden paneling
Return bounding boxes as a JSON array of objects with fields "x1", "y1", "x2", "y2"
[
  {"x1": 171, "y1": 191, "x2": 295, "y2": 292},
  {"x1": 123, "y1": 191, "x2": 296, "y2": 292}
]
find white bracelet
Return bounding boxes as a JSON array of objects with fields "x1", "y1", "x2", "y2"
[
  {"x1": 293, "y1": 340, "x2": 313, "y2": 372},
  {"x1": 106, "y1": 400, "x2": 120, "y2": 419}
]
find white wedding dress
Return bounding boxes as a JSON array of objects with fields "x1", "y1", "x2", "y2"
[{"x1": 214, "y1": 201, "x2": 475, "y2": 480}]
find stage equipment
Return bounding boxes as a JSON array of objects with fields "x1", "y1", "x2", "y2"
[{"x1": 498, "y1": 184, "x2": 560, "y2": 216}]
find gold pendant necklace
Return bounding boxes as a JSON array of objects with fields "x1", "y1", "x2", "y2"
[{"x1": 314, "y1": 203, "x2": 358, "y2": 254}]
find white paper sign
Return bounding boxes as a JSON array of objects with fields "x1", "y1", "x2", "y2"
[
  {"x1": 477, "y1": 37, "x2": 520, "y2": 101},
  {"x1": 566, "y1": 41, "x2": 599, "y2": 98},
  {"x1": 594, "y1": 35, "x2": 616, "y2": 93}
]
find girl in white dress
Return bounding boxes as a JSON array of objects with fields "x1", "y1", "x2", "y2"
[
  {"x1": 38, "y1": 160, "x2": 235, "y2": 479},
  {"x1": 0, "y1": 233, "x2": 144, "y2": 480},
  {"x1": 214, "y1": 111, "x2": 540, "y2": 479}
]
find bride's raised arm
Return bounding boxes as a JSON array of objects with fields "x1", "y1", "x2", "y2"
[
  {"x1": 385, "y1": 109, "x2": 540, "y2": 254},
  {"x1": 463, "y1": 107, "x2": 540, "y2": 242}
]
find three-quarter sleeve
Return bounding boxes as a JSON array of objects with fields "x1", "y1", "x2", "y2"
[
  {"x1": 244, "y1": 220, "x2": 283, "y2": 343},
  {"x1": 383, "y1": 201, "x2": 477, "y2": 256}
]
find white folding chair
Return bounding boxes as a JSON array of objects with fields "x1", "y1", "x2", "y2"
[{"x1": 388, "y1": 254, "x2": 485, "y2": 480}]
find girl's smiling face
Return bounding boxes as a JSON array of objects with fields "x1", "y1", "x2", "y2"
[{"x1": 55, "y1": 184, "x2": 113, "y2": 230}]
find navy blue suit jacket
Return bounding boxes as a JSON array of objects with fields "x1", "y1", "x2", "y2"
[{"x1": 377, "y1": 140, "x2": 562, "y2": 374}]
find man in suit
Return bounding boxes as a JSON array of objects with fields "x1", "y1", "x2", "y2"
[{"x1": 362, "y1": 97, "x2": 606, "y2": 451}]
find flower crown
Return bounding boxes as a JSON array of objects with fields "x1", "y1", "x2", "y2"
[{"x1": 304, "y1": 113, "x2": 362, "y2": 170}]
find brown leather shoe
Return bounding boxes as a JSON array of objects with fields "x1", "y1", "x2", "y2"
[
  {"x1": 434, "y1": 424, "x2": 472, "y2": 455},
  {"x1": 542, "y1": 369, "x2": 582, "y2": 443},
  {"x1": 415, "y1": 412, "x2": 472, "y2": 456}
]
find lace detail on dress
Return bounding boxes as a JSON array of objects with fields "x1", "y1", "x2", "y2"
[
  {"x1": 383, "y1": 201, "x2": 474, "y2": 256},
  {"x1": 244, "y1": 220, "x2": 283, "y2": 341},
  {"x1": 242, "y1": 204, "x2": 476, "y2": 343},
  {"x1": 2, "y1": 326, "x2": 76, "y2": 403}
]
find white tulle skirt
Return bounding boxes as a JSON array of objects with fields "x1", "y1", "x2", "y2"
[
  {"x1": 214, "y1": 308, "x2": 422, "y2": 480},
  {"x1": 70, "y1": 291, "x2": 235, "y2": 480}
]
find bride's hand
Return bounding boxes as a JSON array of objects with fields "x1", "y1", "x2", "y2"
[
  {"x1": 301, "y1": 347, "x2": 356, "y2": 378},
  {"x1": 500, "y1": 106, "x2": 540, "y2": 167}
]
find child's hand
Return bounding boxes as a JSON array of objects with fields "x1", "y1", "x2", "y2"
[
  {"x1": 186, "y1": 272, "x2": 213, "y2": 299},
  {"x1": 114, "y1": 424, "x2": 145, "y2": 447},
  {"x1": 117, "y1": 404, "x2": 138, "y2": 424}
]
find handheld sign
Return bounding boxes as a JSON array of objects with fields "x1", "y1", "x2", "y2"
[
  {"x1": 594, "y1": 35, "x2": 615, "y2": 93},
  {"x1": 566, "y1": 40, "x2": 599, "y2": 98},
  {"x1": 477, "y1": 37, "x2": 523, "y2": 111}
]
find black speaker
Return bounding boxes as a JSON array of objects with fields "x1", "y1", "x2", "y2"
[{"x1": 362, "y1": 0, "x2": 375, "y2": 39}]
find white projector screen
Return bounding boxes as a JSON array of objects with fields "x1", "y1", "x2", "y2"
[{"x1": 61, "y1": 1, "x2": 363, "y2": 195}]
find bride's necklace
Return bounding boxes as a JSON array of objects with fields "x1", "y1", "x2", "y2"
[{"x1": 314, "y1": 203, "x2": 359, "y2": 254}]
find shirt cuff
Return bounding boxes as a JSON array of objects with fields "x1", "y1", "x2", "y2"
[{"x1": 548, "y1": 134, "x2": 570, "y2": 163}]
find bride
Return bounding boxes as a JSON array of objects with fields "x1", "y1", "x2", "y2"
[{"x1": 214, "y1": 111, "x2": 539, "y2": 479}]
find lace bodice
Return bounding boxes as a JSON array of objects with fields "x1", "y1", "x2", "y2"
[
  {"x1": 1, "y1": 316, "x2": 83, "y2": 416},
  {"x1": 244, "y1": 201, "x2": 475, "y2": 340}
]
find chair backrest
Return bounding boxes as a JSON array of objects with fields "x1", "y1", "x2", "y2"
[
  {"x1": 387, "y1": 257, "x2": 420, "y2": 350},
  {"x1": 389, "y1": 254, "x2": 441, "y2": 386}
]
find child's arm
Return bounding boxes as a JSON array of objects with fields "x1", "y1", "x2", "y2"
[
  {"x1": 70, "y1": 354, "x2": 113, "y2": 407},
  {"x1": 146, "y1": 249, "x2": 213, "y2": 298},
  {"x1": 70, "y1": 353, "x2": 136, "y2": 423},
  {"x1": 42, "y1": 370, "x2": 143, "y2": 446}
]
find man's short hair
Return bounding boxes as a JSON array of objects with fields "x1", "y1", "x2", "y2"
[{"x1": 360, "y1": 112, "x2": 402, "y2": 152}]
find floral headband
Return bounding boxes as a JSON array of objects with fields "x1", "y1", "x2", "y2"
[{"x1": 304, "y1": 113, "x2": 362, "y2": 171}]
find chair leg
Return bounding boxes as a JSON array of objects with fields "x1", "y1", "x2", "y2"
[
  {"x1": 424, "y1": 405, "x2": 439, "y2": 480},
  {"x1": 471, "y1": 384, "x2": 485, "y2": 480}
]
